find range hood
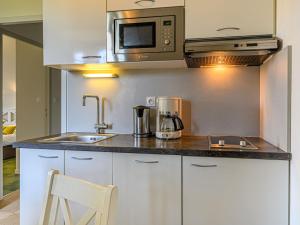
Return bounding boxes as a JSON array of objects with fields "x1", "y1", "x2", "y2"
[{"x1": 184, "y1": 37, "x2": 281, "y2": 68}]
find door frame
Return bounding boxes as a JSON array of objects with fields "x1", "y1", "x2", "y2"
[
  {"x1": 0, "y1": 32, "x2": 50, "y2": 200},
  {"x1": 0, "y1": 33, "x2": 4, "y2": 199}
]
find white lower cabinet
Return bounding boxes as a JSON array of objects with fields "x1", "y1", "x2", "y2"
[
  {"x1": 65, "y1": 151, "x2": 113, "y2": 184},
  {"x1": 20, "y1": 149, "x2": 65, "y2": 225},
  {"x1": 183, "y1": 157, "x2": 289, "y2": 225},
  {"x1": 65, "y1": 151, "x2": 113, "y2": 224},
  {"x1": 20, "y1": 148, "x2": 289, "y2": 225},
  {"x1": 113, "y1": 153, "x2": 182, "y2": 225}
]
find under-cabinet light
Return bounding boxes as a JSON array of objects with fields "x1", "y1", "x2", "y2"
[
  {"x1": 83, "y1": 73, "x2": 119, "y2": 78},
  {"x1": 200, "y1": 64, "x2": 248, "y2": 68}
]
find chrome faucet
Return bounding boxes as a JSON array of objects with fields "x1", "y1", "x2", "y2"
[{"x1": 82, "y1": 95, "x2": 109, "y2": 134}]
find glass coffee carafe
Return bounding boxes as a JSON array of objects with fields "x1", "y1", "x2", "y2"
[{"x1": 160, "y1": 112, "x2": 184, "y2": 133}]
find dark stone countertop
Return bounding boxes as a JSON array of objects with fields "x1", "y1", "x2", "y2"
[{"x1": 13, "y1": 133, "x2": 291, "y2": 160}]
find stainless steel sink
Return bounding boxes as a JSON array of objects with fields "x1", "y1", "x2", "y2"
[{"x1": 39, "y1": 134, "x2": 116, "y2": 144}]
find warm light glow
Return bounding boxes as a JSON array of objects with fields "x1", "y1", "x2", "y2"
[
  {"x1": 217, "y1": 57, "x2": 225, "y2": 64},
  {"x1": 200, "y1": 64, "x2": 247, "y2": 68},
  {"x1": 83, "y1": 73, "x2": 119, "y2": 78},
  {"x1": 65, "y1": 63, "x2": 120, "y2": 72}
]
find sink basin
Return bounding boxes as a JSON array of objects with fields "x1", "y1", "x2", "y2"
[{"x1": 39, "y1": 134, "x2": 116, "y2": 144}]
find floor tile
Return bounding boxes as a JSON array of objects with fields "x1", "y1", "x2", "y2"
[
  {"x1": 2, "y1": 199, "x2": 19, "y2": 213},
  {"x1": 0, "y1": 213, "x2": 19, "y2": 225},
  {"x1": 0, "y1": 199, "x2": 20, "y2": 225}
]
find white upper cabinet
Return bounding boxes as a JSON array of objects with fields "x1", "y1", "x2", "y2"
[
  {"x1": 183, "y1": 157, "x2": 289, "y2": 225},
  {"x1": 186, "y1": 0, "x2": 275, "y2": 39},
  {"x1": 107, "y1": 0, "x2": 184, "y2": 11},
  {"x1": 43, "y1": 0, "x2": 106, "y2": 66}
]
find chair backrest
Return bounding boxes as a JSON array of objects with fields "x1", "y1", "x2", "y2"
[{"x1": 39, "y1": 170, "x2": 117, "y2": 225}]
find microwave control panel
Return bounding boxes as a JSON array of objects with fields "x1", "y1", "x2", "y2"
[{"x1": 161, "y1": 16, "x2": 175, "y2": 52}]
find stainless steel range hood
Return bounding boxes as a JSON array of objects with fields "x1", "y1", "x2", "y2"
[{"x1": 184, "y1": 37, "x2": 281, "y2": 68}]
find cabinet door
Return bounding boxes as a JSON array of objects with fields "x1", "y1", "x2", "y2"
[
  {"x1": 186, "y1": 0, "x2": 275, "y2": 39},
  {"x1": 107, "y1": 0, "x2": 184, "y2": 11},
  {"x1": 113, "y1": 153, "x2": 181, "y2": 225},
  {"x1": 43, "y1": 0, "x2": 106, "y2": 65},
  {"x1": 20, "y1": 149, "x2": 64, "y2": 225},
  {"x1": 183, "y1": 157, "x2": 289, "y2": 225},
  {"x1": 65, "y1": 151, "x2": 113, "y2": 224}
]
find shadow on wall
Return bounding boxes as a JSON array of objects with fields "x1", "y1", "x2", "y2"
[{"x1": 182, "y1": 100, "x2": 192, "y2": 136}]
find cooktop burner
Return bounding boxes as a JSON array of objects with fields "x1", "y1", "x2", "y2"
[{"x1": 209, "y1": 136, "x2": 259, "y2": 150}]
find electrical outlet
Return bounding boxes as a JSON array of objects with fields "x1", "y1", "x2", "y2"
[{"x1": 146, "y1": 96, "x2": 156, "y2": 107}]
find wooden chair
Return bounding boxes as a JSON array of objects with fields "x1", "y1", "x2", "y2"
[{"x1": 39, "y1": 170, "x2": 117, "y2": 225}]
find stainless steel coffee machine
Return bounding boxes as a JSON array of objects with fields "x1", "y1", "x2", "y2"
[{"x1": 156, "y1": 97, "x2": 184, "y2": 139}]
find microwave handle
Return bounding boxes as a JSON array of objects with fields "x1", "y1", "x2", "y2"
[{"x1": 134, "y1": 0, "x2": 155, "y2": 6}]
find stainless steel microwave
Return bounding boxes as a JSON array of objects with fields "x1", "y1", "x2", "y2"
[{"x1": 107, "y1": 7, "x2": 184, "y2": 62}]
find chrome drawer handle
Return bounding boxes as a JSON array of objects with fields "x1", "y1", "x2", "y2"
[
  {"x1": 82, "y1": 56, "x2": 102, "y2": 59},
  {"x1": 135, "y1": 0, "x2": 155, "y2": 6},
  {"x1": 135, "y1": 160, "x2": 159, "y2": 164},
  {"x1": 38, "y1": 155, "x2": 59, "y2": 159},
  {"x1": 216, "y1": 27, "x2": 240, "y2": 32},
  {"x1": 191, "y1": 164, "x2": 218, "y2": 168},
  {"x1": 71, "y1": 157, "x2": 94, "y2": 161}
]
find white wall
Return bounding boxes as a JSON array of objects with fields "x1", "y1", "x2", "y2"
[
  {"x1": 0, "y1": 34, "x2": 4, "y2": 198},
  {"x1": 260, "y1": 47, "x2": 291, "y2": 152},
  {"x1": 277, "y1": 0, "x2": 300, "y2": 224},
  {"x1": 66, "y1": 67, "x2": 260, "y2": 136},
  {"x1": 49, "y1": 68, "x2": 61, "y2": 135},
  {"x1": 0, "y1": 0, "x2": 42, "y2": 24},
  {"x1": 16, "y1": 40, "x2": 48, "y2": 141},
  {"x1": 2, "y1": 35, "x2": 16, "y2": 113}
]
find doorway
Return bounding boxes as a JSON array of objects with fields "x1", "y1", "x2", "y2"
[
  {"x1": 0, "y1": 23, "x2": 61, "y2": 198},
  {"x1": 2, "y1": 35, "x2": 17, "y2": 196}
]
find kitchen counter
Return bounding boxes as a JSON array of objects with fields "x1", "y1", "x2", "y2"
[{"x1": 13, "y1": 133, "x2": 291, "y2": 160}]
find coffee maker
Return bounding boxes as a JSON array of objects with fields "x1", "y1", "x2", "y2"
[{"x1": 156, "y1": 97, "x2": 184, "y2": 139}]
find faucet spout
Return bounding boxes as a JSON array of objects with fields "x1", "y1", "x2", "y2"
[
  {"x1": 82, "y1": 95, "x2": 100, "y2": 131},
  {"x1": 82, "y1": 95, "x2": 108, "y2": 134}
]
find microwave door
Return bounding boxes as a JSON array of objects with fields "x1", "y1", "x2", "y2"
[
  {"x1": 119, "y1": 22, "x2": 156, "y2": 49},
  {"x1": 115, "y1": 17, "x2": 162, "y2": 54}
]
